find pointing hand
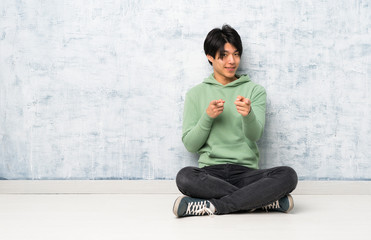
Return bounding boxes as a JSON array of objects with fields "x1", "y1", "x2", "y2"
[
  {"x1": 206, "y1": 99, "x2": 225, "y2": 118},
  {"x1": 234, "y1": 96, "x2": 251, "y2": 117}
]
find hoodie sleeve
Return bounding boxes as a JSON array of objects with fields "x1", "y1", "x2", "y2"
[
  {"x1": 182, "y1": 92, "x2": 214, "y2": 153},
  {"x1": 241, "y1": 86, "x2": 267, "y2": 141}
]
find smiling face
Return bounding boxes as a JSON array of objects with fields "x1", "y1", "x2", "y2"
[{"x1": 207, "y1": 42, "x2": 241, "y2": 85}]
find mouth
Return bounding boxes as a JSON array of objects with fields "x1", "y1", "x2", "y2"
[{"x1": 225, "y1": 67, "x2": 236, "y2": 72}]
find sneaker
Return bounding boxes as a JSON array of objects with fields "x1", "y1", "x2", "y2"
[
  {"x1": 262, "y1": 194, "x2": 294, "y2": 213},
  {"x1": 173, "y1": 196, "x2": 215, "y2": 217}
]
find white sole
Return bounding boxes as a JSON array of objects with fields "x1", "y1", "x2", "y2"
[
  {"x1": 286, "y1": 194, "x2": 294, "y2": 213},
  {"x1": 173, "y1": 195, "x2": 186, "y2": 217}
]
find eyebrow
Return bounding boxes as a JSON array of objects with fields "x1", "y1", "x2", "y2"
[{"x1": 221, "y1": 50, "x2": 239, "y2": 54}]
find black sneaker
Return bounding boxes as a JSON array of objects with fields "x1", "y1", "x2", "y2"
[
  {"x1": 262, "y1": 194, "x2": 294, "y2": 213},
  {"x1": 173, "y1": 196, "x2": 215, "y2": 217}
]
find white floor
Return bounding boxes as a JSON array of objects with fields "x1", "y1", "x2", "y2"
[{"x1": 0, "y1": 194, "x2": 371, "y2": 240}]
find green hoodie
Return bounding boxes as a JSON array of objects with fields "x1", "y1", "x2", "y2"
[{"x1": 182, "y1": 74, "x2": 267, "y2": 169}]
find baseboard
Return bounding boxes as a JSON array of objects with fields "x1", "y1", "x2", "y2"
[
  {"x1": 0, "y1": 180, "x2": 370, "y2": 195},
  {"x1": 0, "y1": 180, "x2": 179, "y2": 194}
]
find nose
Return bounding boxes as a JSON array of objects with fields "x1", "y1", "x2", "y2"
[{"x1": 227, "y1": 54, "x2": 235, "y2": 64}]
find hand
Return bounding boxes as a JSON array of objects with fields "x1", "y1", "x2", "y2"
[
  {"x1": 234, "y1": 96, "x2": 251, "y2": 117},
  {"x1": 206, "y1": 99, "x2": 225, "y2": 118}
]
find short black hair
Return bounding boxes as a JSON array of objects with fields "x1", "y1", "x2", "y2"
[{"x1": 204, "y1": 24, "x2": 243, "y2": 65}]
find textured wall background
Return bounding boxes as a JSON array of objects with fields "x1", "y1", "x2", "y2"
[{"x1": 0, "y1": 0, "x2": 370, "y2": 180}]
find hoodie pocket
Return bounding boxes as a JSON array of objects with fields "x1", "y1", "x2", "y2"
[{"x1": 209, "y1": 142, "x2": 256, "y2": 160}]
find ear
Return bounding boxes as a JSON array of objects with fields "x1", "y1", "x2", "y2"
[{"x1": 206, "y1": 54, "x2": 214, "y2": 63}]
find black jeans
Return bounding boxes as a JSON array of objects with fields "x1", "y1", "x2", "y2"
[{"x1": 176, "y1": 164, "x2": 298, "y2": 214}]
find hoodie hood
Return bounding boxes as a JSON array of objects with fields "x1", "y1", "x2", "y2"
[{"x1": 203, "y1": 74, "x2": 251, "y2": 87}]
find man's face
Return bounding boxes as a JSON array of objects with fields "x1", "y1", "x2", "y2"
[{"x1": 207, "y1": 42, "x2": 241, "y2": 84}]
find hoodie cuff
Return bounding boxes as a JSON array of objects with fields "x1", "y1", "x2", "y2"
[
  {"x1": 242, "y1": 108, "x2": 257, "y2": 124},
  {"x1": 198, "y1": 112, "x2": 214, "y2": 130}
]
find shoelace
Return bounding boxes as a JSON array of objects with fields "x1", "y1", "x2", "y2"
[
  {"x1": 186, "y1": 201, "x2": 214, "y2": 216},
  {"x1": 262, "y1": 200, "x2": 280, "y2": 212}
]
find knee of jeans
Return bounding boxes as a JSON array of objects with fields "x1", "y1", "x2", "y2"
[
  {"x1": 175, "y1": 166, "x2": 198, "y2": 191},
  {"x1": 283, "y1": 166, "x2": 298, "y2": 190}
]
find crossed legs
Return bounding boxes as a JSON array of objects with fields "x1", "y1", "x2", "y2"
[{"x1": 175, "y1": 164, "x2": 298, "y2": 214}]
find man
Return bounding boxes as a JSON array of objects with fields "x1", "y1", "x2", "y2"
[{"x1": 173, "y1": 25, "x2": 298, "y2": 217}]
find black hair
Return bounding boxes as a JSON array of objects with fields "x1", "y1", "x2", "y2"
[{"x1": 204, "y1": 24, "x2": 243, "y2": 65}]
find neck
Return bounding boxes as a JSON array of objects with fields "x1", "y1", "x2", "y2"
[{"x1": 214, "y1": 73, "x2": 237, "y2": 85}]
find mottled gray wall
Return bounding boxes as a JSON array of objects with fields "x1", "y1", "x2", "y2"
[{"x1": 0, "y1": 0, "x2": 370, "y2": 180}]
